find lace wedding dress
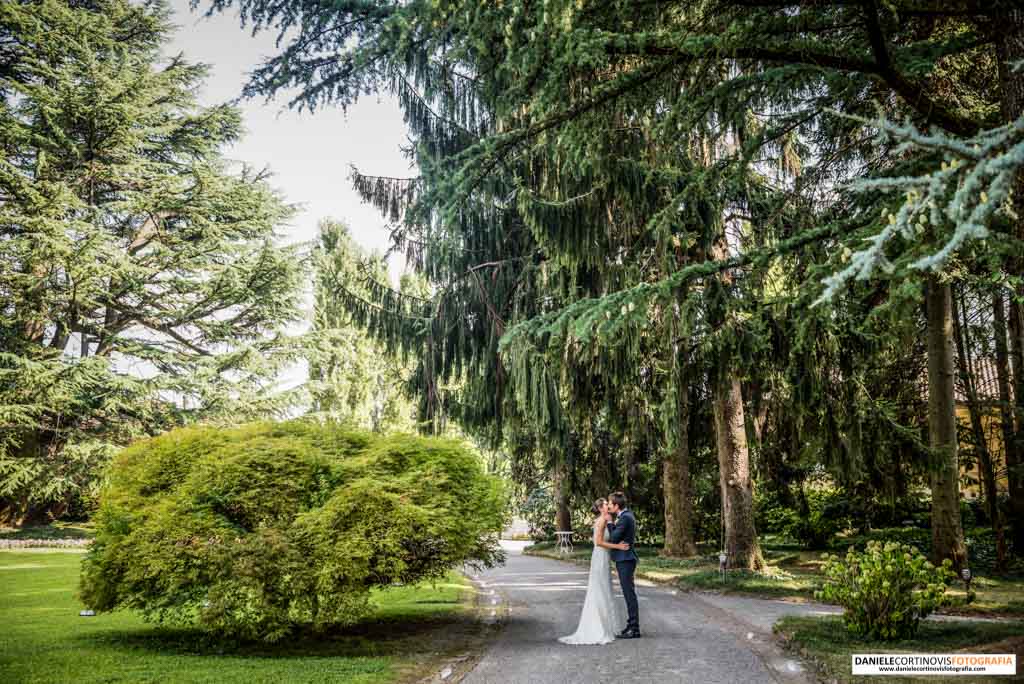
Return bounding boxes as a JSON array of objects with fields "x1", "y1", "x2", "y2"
[{"x1": 558, "y1": 522, "x2": 621, "y2": 645}]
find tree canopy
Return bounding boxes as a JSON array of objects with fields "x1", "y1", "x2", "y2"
[
  {"x1": 0, "y1": 0, "x2": 305, "y2": 524},
  {"x1": 198, "y1": 0, "x2": 1024, "y2": 570}
]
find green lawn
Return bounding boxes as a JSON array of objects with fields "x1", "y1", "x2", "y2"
[
  {"x1": 775, "y1": 615, "x2": 1024, "y2": 683},
  {"x1": 525, "y1": 541, "x2": 1024, "y2": 616},
  {"x1": 0, "y1": 550, "x2": 480, "y2": 684}
]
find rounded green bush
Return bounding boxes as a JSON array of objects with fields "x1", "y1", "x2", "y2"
[
  {"x1": 814, "y1": 540, "x2": 956, "y2": 641},
  {"x1": 79, "y1": 422, "x2": 506, "y2": 641}
]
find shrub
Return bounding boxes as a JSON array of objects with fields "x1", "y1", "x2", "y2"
[
  {"x1": 787, "y1": 489, "x2": 850, "y2": 548},
  {"x1": 754, "y1": 489, "x2": 799, "y2": 535},
  {"x1": 815, "y1": 541, "x2": 956, "y2": 640},
  {"x1": 521, "y1": 486, "x2": 555, "y2": 541},
  {"x1": 79, "y1": 422, "x2": 505, "y2": 642},
  {"x1": 870, "y1": 495, "x2": 931, "y2": 529},
  {"x1": 838, "y1": 526, "x2": 932, "y2": 554},
  {"x1": 964, "y1": 527, "x2": 1024, "y2": 575},
  {"x1": 757, "y1": 487, "x2": 849, "y2": 548}
]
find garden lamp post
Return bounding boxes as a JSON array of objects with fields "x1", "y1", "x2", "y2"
[
  {"x1": 961, "y1": 567, "x2": 972, "y2": 595},
  {"x1": 719, "y1": 551, "x2": 728, "y2": 582}
]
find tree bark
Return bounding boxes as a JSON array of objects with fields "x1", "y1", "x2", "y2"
[
  {"x1": 553, "y1": 460, "x2": 572, "y2": 532},
  {"x1": 662, "y1": 379, "x2": 698, "y2": 558},
  {"x1": 925, "y1": 278, "x2": 967, "y2": 571},
  {"x1": 706, "y1": 223, "x2": 764, "y2": 571},
  {"x1": 995, "y1": 288, "x2": 1019, "y2": 511},
  {"x1": 995, "y1": 3, "x2": 1024, "y2": 554},
  {"x1": 999, "y1": 296, "x2": 1024, "y2": 548},
  {"x1": 953, "y1": 289, "x2": 1006, "y2": 568},
  {"x1": 0, "y1": 499, "x2": 53, "y2": 527},
  {"x1": 996, "y1": 8, "x2": 1024, "y2": 130},
  {"x1": 712, "y1": 371, "x2": 765, "y2": 571},
  {"x1": 588, "y1": 429, "x2": 615, "y2": 503},
  {"x1": 749, "y1": 378, "x2": 770, "y2": 448}
]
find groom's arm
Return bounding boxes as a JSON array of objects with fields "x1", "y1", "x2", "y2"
[
  {"x1": 607, "y1": 517, "x2": 627, "y2": 544},
  {"x1": 607, "y1": 514, "x2": 634, "y2": 544}
]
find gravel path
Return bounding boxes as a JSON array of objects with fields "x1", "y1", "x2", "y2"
[{"x1": 461, "y1": 542, "x2": 812, "y2": 684}]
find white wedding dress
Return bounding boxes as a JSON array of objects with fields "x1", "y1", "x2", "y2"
[{"x1": 558, "y1": 522, "x2": 621, "y2": 645}]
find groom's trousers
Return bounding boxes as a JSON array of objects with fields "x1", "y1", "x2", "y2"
[{"x1": 615, "y1": 559, "x2": 639, "y2": 631}]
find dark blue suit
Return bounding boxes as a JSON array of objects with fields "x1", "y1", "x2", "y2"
[{"x1": 607, "y1": 509, "x2": 639, "y2": 632}]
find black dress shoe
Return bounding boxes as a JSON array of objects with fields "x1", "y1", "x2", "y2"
[{"x1": 616, "y1": 628, "x2": 641, "y2": 639}]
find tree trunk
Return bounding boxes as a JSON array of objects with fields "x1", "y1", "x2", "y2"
[
  {"x1": 748, "y1": 378, "x2": 770, "y2": 448},
  {"x1": 588, "y1": 438, "x2": 615, "y2": 505},
  {"x1": 0, "y1": 498, "x2": 52, "y2": 527},
  {"x1": 925, "y1": 278, "x2": 967, "y2": 571},
  {"x1": 1008, "y1": 302, "x2": 1024, "y2": 552},
  {"x1": 712, "y1": 371, "x2": 765, "y2": 571},
  {"x1": 662, "y1": 448, "x2": 698, "y2": 557},
  {"x1": 553, "y1": 460, "x2": 572, "y2": 532},
  {"x1": 662, "y1": 379, "x2": 698, "y2": 558},
  {"x1": 954, "y1": 289, "x2": 1006, "y2": 568},
  {"x1": 760, "y1": 409, "x2": 797, "y2": 509},
  {"x1": 996, "y1": 3, "x2": 1024, "y2": 555},
  {"x1": 996, "y1": 7, "x2": 1024, "y2": 137},
  {"x1": 994, "y1": 290, "x2": 1024, "y2": 551},
  {"x1": 706, "y1": 222, "x2": 764, "y2": 572}
]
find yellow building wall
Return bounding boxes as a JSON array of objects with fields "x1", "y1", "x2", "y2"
[{"x1": 957, "y1": 406, "x2": 1009, "y2": 500}]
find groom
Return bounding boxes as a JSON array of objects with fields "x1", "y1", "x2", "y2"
[{"x1": 606, "y1": 491, "x2": 640, "y2": 638}]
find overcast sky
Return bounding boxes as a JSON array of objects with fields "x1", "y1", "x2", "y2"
[{"x1": 166, "y1": 0, "x2": 410, "y2": 269}]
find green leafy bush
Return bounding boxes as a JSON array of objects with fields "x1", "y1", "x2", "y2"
[
  {"x1": 520, "y1": 487, "x2": 555, "y2": 541},
  {"x1": 787, "y1": 489, "x2": 850, "y2": 549},
  {"x1": 755, "y1": 489, "x2": 799, "y2": 535},
  {"x1": 79, "y1": 421, "x2": 505, "y2": 641},
  {"x1": 756, "y1": 487, "x2": 849, "y2": 548},
  {"x1": 815, "y1": 541, "x2": 956, "y2": 640}
]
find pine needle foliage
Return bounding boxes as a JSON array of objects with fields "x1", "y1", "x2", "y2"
[
  {"x1": 305, "y1": 219, "x2": 419, "y2": 432},
  {"x1": 0, "y1": 0, "x2": 305, "y2": 523},
  {"x1": 204, "y1": 0, "x2": 1023, "y2": 562}
]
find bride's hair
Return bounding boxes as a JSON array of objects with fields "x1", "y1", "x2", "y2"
[{"x1": 590, "y1": 498, "x2": 606, "y2": 516}]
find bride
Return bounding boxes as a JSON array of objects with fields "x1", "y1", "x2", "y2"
[{"x1": 558, "y1": 498, "x2": 631, "y2": 645}]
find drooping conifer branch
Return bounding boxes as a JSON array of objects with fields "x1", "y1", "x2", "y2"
[
  {"x1": 500, "y1": 217, "x2": 858, "y2": 358},
  {"x1": 818, "y1": 111, "x2": 1024, "y2": 302}
]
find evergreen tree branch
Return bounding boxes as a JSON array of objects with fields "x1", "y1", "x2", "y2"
[
  {"x1": 605, "y1": 33, "x2": 979, "y2": 135},
  {"x1": 727, "y1": 0, "x2": 997, "y2": 14}
]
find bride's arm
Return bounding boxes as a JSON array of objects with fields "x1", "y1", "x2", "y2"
[{"x1": 593, "y1": 516, "x2": 629, "y2": 550}]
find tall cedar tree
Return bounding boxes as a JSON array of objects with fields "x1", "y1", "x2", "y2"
[
  {"x1": 306, "y1": 218, "x2": 418, "y2": 432},
  {"x1": 0, "y1": 0, "x2": 304, "y2": 524}
]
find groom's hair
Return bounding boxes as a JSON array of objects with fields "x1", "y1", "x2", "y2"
[{"x1": 609, "y1": 491, "x2": 627, "y2": 510}]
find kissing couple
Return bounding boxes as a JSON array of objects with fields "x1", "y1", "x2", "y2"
[{"x1": 558, "y1": 491, "x2": 641, "y2": 645}]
